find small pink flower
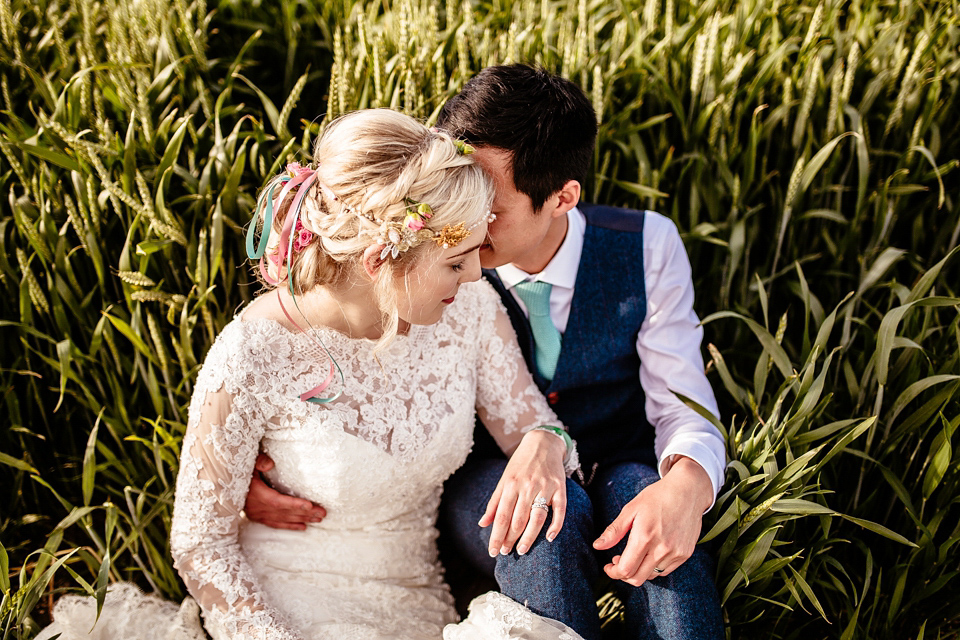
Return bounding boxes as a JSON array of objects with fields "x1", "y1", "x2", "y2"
[
  {"x1": 286, "y1": 162, "x2": 312, "y2": 178},
  {"x1": 405, "y1": 213, "x2": 425, "y2": 231},
  {"x1": 293, "y1": 219, "x2": 315, "y2": 251},
  {"x1": 294, "y1": 229, "x2": 314, "y2": 251}
]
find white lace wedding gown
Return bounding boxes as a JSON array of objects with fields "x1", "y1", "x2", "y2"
[{"x1": 38, "y1": 280, "x2": 582, "y2": 640}]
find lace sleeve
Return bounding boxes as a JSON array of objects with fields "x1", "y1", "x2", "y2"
[
  {"x1": 474, "y1": 284, "x2": 577, "y2": 473},
  {"x1": 170, "y1": 338, "x2": 304, "y2": 640}
]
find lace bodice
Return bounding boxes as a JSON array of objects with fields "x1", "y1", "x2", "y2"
[{"x1": 169, "y1": 280, "x2": 563, "y2": 640}]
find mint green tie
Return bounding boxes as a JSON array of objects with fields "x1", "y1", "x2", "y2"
[{"x1": 513, "y1": 280, "x2": 562, "y2": 381}]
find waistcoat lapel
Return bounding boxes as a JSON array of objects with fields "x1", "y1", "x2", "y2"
[
  {"x1": 482, "y1": 270, "x2": 550, "y2": 391},
  {"x1": 548, "y1": 208, "x2": 647, "y2": 394}
]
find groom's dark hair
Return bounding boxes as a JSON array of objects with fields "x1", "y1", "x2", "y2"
[{"x1": 436, "y1": 64, "x2": 598, "y2": 212}]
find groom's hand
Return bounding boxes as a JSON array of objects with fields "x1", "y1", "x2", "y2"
[
  {"x1": 244, "y1": 453, "x2": 327, "y2": 530},
  {"x1": 592, "y1": 456, "x2": 713, "y2": 587}
]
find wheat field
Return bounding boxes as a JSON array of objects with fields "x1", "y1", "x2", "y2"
[{"x1": 1, "y1": 0, "x2": 958, "y2": 637}]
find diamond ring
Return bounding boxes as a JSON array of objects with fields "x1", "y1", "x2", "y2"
[{"x1": 531, "y1": 496, "x2": 549, "y2": 511}]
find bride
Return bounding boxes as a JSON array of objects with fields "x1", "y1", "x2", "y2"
[{"x1": 39, "y1": 109, "x2": 583, "y2": 640}]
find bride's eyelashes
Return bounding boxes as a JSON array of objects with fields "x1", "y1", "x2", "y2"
[{"x1": 451, "y1": 261, "x2": 466, "y2": 272}]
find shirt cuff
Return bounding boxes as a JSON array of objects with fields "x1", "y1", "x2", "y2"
[{"x1": 658, "y1": 441, "x2": 726, "y2": 513}]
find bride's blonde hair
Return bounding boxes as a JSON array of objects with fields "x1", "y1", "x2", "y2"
[{"x1": 251, "y1": 108, "x2": 493, "y2": 346}]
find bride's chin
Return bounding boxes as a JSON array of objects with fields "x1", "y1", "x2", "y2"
[{"x1": 398, "y1": 308, "x2": 445, "y2": 330}]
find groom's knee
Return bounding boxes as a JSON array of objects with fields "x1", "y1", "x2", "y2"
[
  {"x1": 493, "y1": 480, "x2": 601, "y2": 636},
  {"x1": 442, "y1": 466, "x2": 596, "y2": 578},
  {"x1": 505, "y1": 479, "x2": 595, "y2": 567},
  {"x1": 548, "y1": 478, "x2": 594, "y2": 551}
]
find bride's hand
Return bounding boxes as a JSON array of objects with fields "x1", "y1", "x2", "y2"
[{"x1": 479, "y1": 429, "x2": 568, "y2": 556}]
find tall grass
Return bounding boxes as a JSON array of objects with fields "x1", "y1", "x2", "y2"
[
  {"x1": 1, "y1": 0, "x2": 958, "y2": 638},
  {"x1": 0, "y1": 0, "x2": 316, "y2": 634}
]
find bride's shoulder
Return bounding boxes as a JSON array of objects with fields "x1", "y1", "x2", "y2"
[
  {"x1": 235, "y1": 290, "x2": 297, "y2": 329},
  {"x1": 220, "y1": 293, "x2": 305, "y2": 342},
  {"x1": 200, "y1": 305, "x2": 299, "y2": 373}
]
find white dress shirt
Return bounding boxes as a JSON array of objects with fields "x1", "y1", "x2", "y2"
[{"x1": 496, "y1": 207, "x2": 726, "y2": 504}]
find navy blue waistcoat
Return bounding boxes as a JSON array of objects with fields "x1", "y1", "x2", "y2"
[{"x1": 478, "y1": 204, "x2": 654, "y2": 469}]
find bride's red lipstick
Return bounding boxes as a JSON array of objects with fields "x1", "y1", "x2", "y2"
[{"x1": 442, "y1": 296, "x2": 456, "y2": 304}]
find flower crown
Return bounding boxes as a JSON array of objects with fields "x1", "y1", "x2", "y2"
[
  {"x1": 248, "y1": 132, "x2": 492, "y2": 272},
  {"x1": 318, "y1": 134, "x2": 494, "y2": 259}
]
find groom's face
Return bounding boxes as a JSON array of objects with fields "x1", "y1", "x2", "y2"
[{"x1": 471, "y1": 147, "x2": 555, "y2": 271}]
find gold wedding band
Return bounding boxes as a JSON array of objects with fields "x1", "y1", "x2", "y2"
[{"x1": 653, "y1": 567, "x2": 665, "y2": 574}]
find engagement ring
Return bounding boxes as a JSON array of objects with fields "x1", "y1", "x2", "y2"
[{"x1": 531, "y1": 496, "x2": 549, "y2": 511}]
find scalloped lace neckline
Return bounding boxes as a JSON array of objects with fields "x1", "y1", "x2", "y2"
[{"x1": 236, "y1": 312, "x2": 433, "y2": 345}]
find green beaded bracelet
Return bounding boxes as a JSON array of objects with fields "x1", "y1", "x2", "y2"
[{"x1": 530, "y1": 425, "x2": 573, "y2": 458}]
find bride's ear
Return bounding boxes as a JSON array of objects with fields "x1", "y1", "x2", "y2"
[{"x1": 362, "y1": 245, "x2": 387, "y2": 280}]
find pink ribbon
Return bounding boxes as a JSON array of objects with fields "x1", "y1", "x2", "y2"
[{"x1": 254, "y1": 164, "x2": 342, "y2": 404}]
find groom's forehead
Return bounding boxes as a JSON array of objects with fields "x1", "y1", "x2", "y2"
[{"x1": 472, "y1": 147, "x2": 516, "y2": 189}]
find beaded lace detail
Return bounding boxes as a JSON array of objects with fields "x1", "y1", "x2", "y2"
[{"x1": 167, "y1": 280, "x2": 572, "y2": 640}]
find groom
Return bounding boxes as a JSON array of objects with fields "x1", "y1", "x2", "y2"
[{"x1": 245, "y1": 65, "x2": 726, "y2": 639}]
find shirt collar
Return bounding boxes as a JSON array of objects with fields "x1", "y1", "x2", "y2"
[{"x1": 495, "y1": 206, "x2": 586, "y2": 290}]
